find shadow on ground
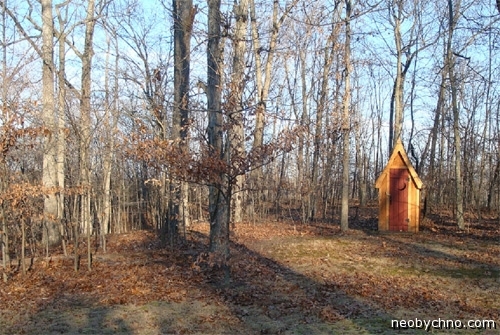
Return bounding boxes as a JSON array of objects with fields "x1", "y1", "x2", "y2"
[{"x1": 2, "y1": 216, "x2": 499, "y2": 334}]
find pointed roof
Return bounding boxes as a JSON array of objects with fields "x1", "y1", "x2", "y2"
[{"x1": 375, "y1": 139, "x2": 423, "y2": 189}]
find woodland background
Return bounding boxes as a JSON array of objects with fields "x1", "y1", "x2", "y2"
[{"x1": 1, "y1": 0, "x2": 500, "y2": 278}]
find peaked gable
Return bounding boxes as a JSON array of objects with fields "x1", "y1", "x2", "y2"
[{"x1": 375, "y1": 139, "x2": 423, "y2": 189}]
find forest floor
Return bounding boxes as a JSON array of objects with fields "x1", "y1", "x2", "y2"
[{"x1": 0, "y1": 206, "x2": 499, "y2": 334}]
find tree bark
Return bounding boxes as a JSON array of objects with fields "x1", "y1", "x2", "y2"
[
  {"x1": 41, "y1": 0, "x2": 61, "y2": 247},
  {"x1": 388, "y1": 0, "x2": 425, "y2": 153},
  {"x1": 1, "y1": 0, "x2": 9, "y2": 282},
  {"x1": 55, "y1": 3, "x2": 67, "y2": 255},
  {"x1": 446, "y1": 0, "x2": 465, "y2": 230},
  {"x1": 298, "y1": 49, "x2": 309, "y2": 224},
  {"x1": 172, "y1": 0, "x2": 194, "y2": 241},
  {"x1": 229, "y1": 0, "x2": 248, "y2": 225},
  {"x1": 207, "y1": 0, "x2": 229, "y2": 278},
  {"x1": 427, "y1": 68, "x2": 446, "y2": 209},
  {"x1": 80, "y1": 0, "x2": 97, "y2": 269},
  {"x1": 100, "y1": 30, "x2": 119, "y2": 252},
  {"x1": 389, "y1": 0, "x2": 404, "y2": 152},
  {"x1": 340, "y1": 0, "x2": 352, "y2": 232}
]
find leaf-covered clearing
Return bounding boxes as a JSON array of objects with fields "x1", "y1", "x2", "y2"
[{"x1": 0, "y1": 209, "x2": 499, "y2": 334}]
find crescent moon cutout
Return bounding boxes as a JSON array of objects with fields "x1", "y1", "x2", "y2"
[{"x1": 398, "y1": 182, "x2": 407, "y2": 191}]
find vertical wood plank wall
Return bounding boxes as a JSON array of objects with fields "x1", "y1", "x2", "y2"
[{"x1": 375, "y1": 140, "x2": 423, "y2": 233}]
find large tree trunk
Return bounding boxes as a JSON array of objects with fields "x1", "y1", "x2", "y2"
[
  {"x1": 390, "y1": 0, "x2": 404, "y2": 152},
  {"x1": 388, "y1": 0, "x2": 423, "y2": 153},
  {"x1": 100, "y1": 31, "x2": 119, "y2": 252},
  {"x1": 207, "y1": 0, "x2": 229, "y2": 279},
  {"x1": 171, "y1": 0, "x2": 194, "y2": 242},
  {"x1": 41, "y1": 0, "x2": 61, "y2": 247},
  {"x1": 248, "y1": 0, "x2": 268, "y2": 161},
  {"x1": 55, "y1": 6, "x2": 68, "y2": 255},
  {"x1": 340, "y1": 0, "x2": 352, "y2": 232},
  {"x1": 80, "y1": 0, "x2": 96, "y2": 270},
  {"x1": 247, "y1": 0, "x2": 267, "y2": 218},
  {"x1": 446, "y1": 0, "x2": 464, "y2": 230},
  {"x1": 229, "y1": 0, "x2": 248, "y2": 225}
]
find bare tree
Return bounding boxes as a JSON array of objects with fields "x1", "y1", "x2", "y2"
[
  {"x1": 54, "y1": 1, "x2": 68, "y2": 255},
  {"x1": 248, "y1": 0, "x2": 298, "y2": 218},
  {"x1": 1, "y1": 0, "x2": 9, "y2": 282},
  {"x1": 309, "y1": 3, "x2": 342, "y2": 222},
  {"x1": 79, "y1": 0, "x2": 98, "y2": 269},
  {"x1": 445, "y1": 0, "x2": 464, "y2": 230},
  {"x1": 340, "y1": 0, "x2": 352, "y2": 232},
  {"x1": 228, "y1": 0, "x2": 249, "y2": 225},
  {"x1": 99, "y1": 28, "x2": 120, "y2": 252},
  {"x1": 387, "y1": 0, "x2": 429, "y2": 152},
  {"x1": 169, "y1": 0, "x2": 195, "y2": 242},
  {"x1": 207, "y1": 0, "x2": 230, "y2": 280},
  {"x1": 41, "y1": 0, "x2": 61, "y2": 247}
]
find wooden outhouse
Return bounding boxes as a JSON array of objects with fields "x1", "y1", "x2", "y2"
[{"x1": 375, "y1": 139, "x2": 423, "y2": 232}]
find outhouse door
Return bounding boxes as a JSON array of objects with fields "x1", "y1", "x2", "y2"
[{"x1": 389, "y1": 168, "x2": 409, "y2": 231}]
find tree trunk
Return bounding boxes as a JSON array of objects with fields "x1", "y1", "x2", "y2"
[
  {"x1": 1, "y1": 200, "x2": 6, "y2": 282},
  {"x1": 388, "y1": 0, "x2": 423, "y2": 153},
  {"x1": 446, "y1": 0, "x2": 464, "y2": 230},
  {"x1": 41, "y1": 0, "x2": 61, "y2": 247},
  {"x1": 172, "y1": 0, "x2": 194, "y2": 242},
  {"x1": 427, "y1": 68, "x2": 446, "y2": 209},
  {"x1": 354, "y1": 117, "x2": 367, "y2": 207},
  {"x1": 1, "y1": 0, "x2": 9, "y2": 282},
  {"x1": 248, "y1": 0, "x2": 268, "y2": 162},
  {"x1": 390, "y1": 0, "x2": 404, "y2": 152},
  {"x1": 298, "y1": 49, "x2": 309, "y2": 224},
  {"x1": 100, "y1": 30, "x2": 119, "y2": 252},
  {"x1": 207, "y1": 0, "x2": 229, "y2": 279},
  {"x1": 229, "y1": 0, "x2": 248, "y2": 225},
  {"x1": 248, "y1": 0, "x2": 298, "y2": 217},
  {"x1": 80, "y1": 0, "x2": 96, "y2": 268},
  {"x1": 55, "y1": 6, "x2": 67, "y2": 255},
  {"x1": 310, "y1": 5, "x2": 341, "y2": 221},
  {"x1": 340, "y1": 0, "x2": 352, "y2": 232},
  {"x1": 0, "y1": 151, "x2": 7, "y2": 280}
]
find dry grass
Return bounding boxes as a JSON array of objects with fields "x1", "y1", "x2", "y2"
[{"x1": 0, "y1": 210, "x2": 499, "y2": 334}]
